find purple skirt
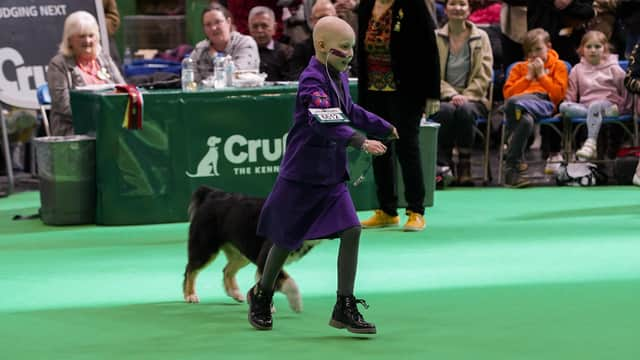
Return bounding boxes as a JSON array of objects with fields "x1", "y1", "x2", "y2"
[{"x1": 256, "y1": 178, "x2": 359, "y2": 250}]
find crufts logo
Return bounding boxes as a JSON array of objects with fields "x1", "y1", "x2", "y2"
[
  {"x1": 0, "y1": 47, "x2": 47, "y2": 108},
  {"x1": 186, "y1": 133, "x2": 287, "y2": 178}
]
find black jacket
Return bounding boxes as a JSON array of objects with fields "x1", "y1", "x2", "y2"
[{"x1": 357, "y1": 0, "x2": 440, "y2": 105}]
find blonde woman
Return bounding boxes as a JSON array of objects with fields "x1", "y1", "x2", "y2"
[{"x1": 47, "y1": 10, "x2": 124, "y2": 136}]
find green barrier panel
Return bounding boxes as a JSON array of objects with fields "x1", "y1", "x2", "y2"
[{"x1": 71, "y1": 84, "x2": 436, "y2": 225}]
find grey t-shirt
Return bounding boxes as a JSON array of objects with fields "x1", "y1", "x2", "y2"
[
  {"x1": 190, "y1": 31, "x2": 260, "y2": 83},
  {"x1": 445, "y1": 43, "x2": 470, "y2": 92}
]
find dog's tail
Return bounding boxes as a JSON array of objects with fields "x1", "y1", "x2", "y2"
[{"x1": 188, "y1": 186, "x2": 213, "y2": 222}]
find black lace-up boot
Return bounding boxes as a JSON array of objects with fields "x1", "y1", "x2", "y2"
[
  {"x1": 329, "y1": 294, "x2": 376, "y2": 334},
  {"x1": 247, "y1": 284, "x2": 274, "y2": 330}
]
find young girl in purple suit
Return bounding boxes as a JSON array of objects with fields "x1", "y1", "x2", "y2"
[{"x1": 247, "y1": 16, "x2": 398, "y2": 334}]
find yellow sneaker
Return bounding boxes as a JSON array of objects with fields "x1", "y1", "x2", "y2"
[
  {"x1": 403, "y1": 211, "x2": 425, "y2": 232},
  {"x1": 360, "y1": 209, "x2": 399, "y2": 228}
]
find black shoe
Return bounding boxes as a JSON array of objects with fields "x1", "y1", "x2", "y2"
[
  {"x1": 247, "y1": 284, "x2": 273, "y2": 330},
  {"x1": 329, "y1": 294, "x2": 376, "y2": 334},
  {"x1": 504, "y1": 165, "x2": 530, "y2": 188}
]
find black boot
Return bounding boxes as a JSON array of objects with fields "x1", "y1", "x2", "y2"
[
  {"x1": 247, "y1": 284, "x2": 273, "y2": 330},
  {"x1": 329, "y1": 294, "x2": 376, "y2": 334}
]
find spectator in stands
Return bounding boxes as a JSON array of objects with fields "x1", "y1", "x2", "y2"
[
  {"x1": 433, "y1": 0, "x2": 493, "y2": 186},
  {"x1": 47, "y1": 11, "x2": 124, "y2": 136},
  {"x1": 334, "y1": 0, "x2": 358, "y2": 31},
  {"x1": 248, "y1": 6, "x2": 294, "y2": 81},
  {"x1": 623, "y1": 41, "x2": 640, "y2": 186},
  {"x1": 190, "y1": 3, "x2": 260, "y2": 84},
  {"x1": 559, "y1": 30, "x2": 630, "y2": 160},
  {"x1": 502, "y1": 28, "x2": 568, "y2": 188},
  {"x1": 357, "y1": 0, "x2": 440, "y2": 231},
  {"x1": 468, "y1": 0, "x2": 500, "y2": 25},
  {"x1": 228, "y1": 0, "x2": 286, "y2": 39},
  {"x1": 287, "y1": 0, "x2": 337, "y2": 79},
  {"x1": 500, "y1": 1, "x2": 527, "y2": 69},
  {"x1": 616, "y1": 1, "x2": 640, "y2": 59},
  {"x1": 587, "y1": 0, "x2": 618, "y2": 41},
  {"x1": 103, "y1": 0, "x2": 121, "y2": 65}
]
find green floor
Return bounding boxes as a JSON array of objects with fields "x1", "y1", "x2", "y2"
[{"x1": 1, "y1": 188, "x2": 639, "y2": 360}]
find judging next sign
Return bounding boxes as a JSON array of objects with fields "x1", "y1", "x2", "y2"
[
  {"x1": 309, "y1": 107, "x2": 351, "y2": 124},
  {"x1": 0, "y1": 0, "x2": 107, "y2": 109}
]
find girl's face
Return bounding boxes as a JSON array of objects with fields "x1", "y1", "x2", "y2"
[
  {"x1": 324, "y1": 30, "x2": 355, "y2": 72},
  {"x1": 203, "y1": 10, "x2": 231, "y2": 48},
  {"x1": 527, "y1": 40, "x2": 550, "y2": 62},
  {"x1": 583, "y1": 39, "x2": 606, "y2": 65},
  {"x1": 445, "y1": 0, "x2": 470, "y2": 22}
]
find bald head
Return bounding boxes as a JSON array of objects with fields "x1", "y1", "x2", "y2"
[{"x1": 313, "y1": 16, "x2": 354, "y2": 47}]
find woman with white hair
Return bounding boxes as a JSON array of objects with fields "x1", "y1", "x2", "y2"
[{"x1": 47, "y1": 10, "x2": 124, "y2": 136}]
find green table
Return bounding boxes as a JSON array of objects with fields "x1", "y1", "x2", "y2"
[{"x1": 71, "y1": 84, "x2": 437, "y2": 225}]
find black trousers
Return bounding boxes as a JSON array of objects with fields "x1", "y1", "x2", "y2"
[
  {"x1": 361, "y1": 91, "x2": 425, "y2": 216},
  {"x1": 433, "y1": 100, "x2": 487, "y2": 164}
]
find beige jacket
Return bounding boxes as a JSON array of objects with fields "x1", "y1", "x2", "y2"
[{"x1": 436, "y1": 21, "x2": 493, "y2": 109}]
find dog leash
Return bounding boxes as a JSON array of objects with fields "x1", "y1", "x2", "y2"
[{"x1": 352, "y1": 138, "x2": 394, "y2": 187}]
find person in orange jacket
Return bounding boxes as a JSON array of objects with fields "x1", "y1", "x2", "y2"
[{"x1": 502, "y1": 28, "x2": 568, "y2": 188}]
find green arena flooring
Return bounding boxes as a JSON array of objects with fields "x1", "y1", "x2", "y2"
[{"x1": 1, "y1": 187, "x2": 639, "y2": 360}]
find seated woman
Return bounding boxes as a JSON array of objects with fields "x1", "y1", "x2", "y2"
[
  {"x1": 47, "y1": 10, "x2": 124, "y2": 136},
  {"x1": 433, "y1": 0, "x2": 493, "y2": 185},
  {"x1": 190, "y1": 3, "x2": 260, "y2": 84}
]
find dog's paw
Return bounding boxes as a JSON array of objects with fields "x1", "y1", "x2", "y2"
[
  {"x1": 225, "y1": 287, "x2": 245, "y2": 302},
  {"x1": 280, "y1": 278, "x2": 303, "y2": 313},
  {"x1": 184, "y1": 294, "x2": 200, "y2": 303}
]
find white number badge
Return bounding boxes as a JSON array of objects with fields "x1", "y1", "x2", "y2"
[{"x1": 309, "y1": 107, "x2": 351, "y2": 124}]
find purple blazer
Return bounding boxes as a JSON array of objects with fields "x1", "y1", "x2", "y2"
[{"x1": 279, "y1": 57, "x2": 393, "y2": 185}]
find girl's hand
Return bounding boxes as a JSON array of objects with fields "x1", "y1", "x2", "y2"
[{"x1": 362, "y1": 139, "x2": 387, "y2": 156}]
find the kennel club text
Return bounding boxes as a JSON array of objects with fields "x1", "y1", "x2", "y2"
[{"x1": 186, "y1": 133, "x2": 288, "y2": 178}]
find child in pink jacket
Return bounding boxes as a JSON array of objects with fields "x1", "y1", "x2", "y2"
[{"x1": 559, "y1": 30, "x2": 631, "y2": 160}]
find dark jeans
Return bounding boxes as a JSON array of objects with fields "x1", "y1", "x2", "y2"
[
  {"x1": 433, "y1": 100, "x2": 487, "y2": 164},
  {"x1": 504, "y1": 94, "x2": 554, "y2": 166},
  {"x1": 361, "y1": 91, "x2": 425, "y2": 216}
]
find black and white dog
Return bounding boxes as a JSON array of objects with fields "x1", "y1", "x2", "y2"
[{"x1": 183, "y1": 186, "x2": 321, "y2": 312}]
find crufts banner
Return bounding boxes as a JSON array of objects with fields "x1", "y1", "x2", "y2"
[{"x1": 0, "y1": 0, "x2": 108, "y2": 109}]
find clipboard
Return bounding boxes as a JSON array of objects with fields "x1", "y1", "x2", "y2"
[{"x1": 309, "y1": 107, "x2": 351, "y2": 124}]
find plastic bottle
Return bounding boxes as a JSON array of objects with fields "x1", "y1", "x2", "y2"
[
  {"x1": 181, "y1": 57, "x2": 197, "y2": 92},
  {"x1": 213, "y1": 53, "x2": 227, "y2": 89},
  {"x1": 224, "y1": 56, "x2": 235, "y2": 87},
  {"x1": 123, "y1": 47, "x2": 133, "y2": 67}
]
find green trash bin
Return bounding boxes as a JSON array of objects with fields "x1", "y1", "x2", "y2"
[
  {"x1": 34, "y1": 135, "x2": 96, "y2": 225},
  {"x1": 397, "y1": 120, "x2": 439, "y2": 208}
]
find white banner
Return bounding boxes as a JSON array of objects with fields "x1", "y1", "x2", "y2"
[{"x1": 0, "y1": 0, "x2": 108, "y2": 109}]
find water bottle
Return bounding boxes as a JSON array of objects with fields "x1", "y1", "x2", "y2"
[
  {"x1": 181, "y1": 57, "x2": 197, "y2": 92},
  {"x1": 213, "y1": 53, "x2": 226, "y2": 89},
  {"x1": 123, "y1": 47, "x2": 133, "y2": 66},
  {"x1": 224, "y1": 56, "x2": 235, "y2": 87}
]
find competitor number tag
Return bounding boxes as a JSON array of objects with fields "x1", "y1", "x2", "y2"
[{"x1": 309, "y1": 107, "x2": 351, "y2": 124}]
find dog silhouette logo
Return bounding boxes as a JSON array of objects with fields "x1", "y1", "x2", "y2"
[{"x1": 186, "y1": 136, "x2": 222, "y2": 177}]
